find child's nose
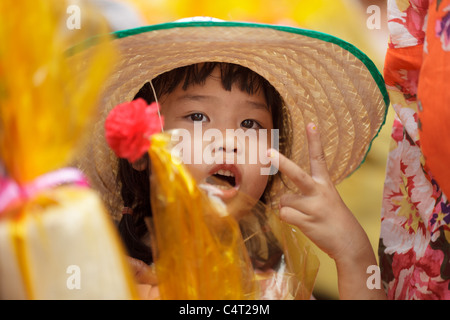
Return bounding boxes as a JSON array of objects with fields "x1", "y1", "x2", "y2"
[
  {"x1": 218, "y1": 145, "x2": 237, "y2": 153},
  {"x1": 219, "y1": 137, "x2": 235, "y2": 152},
  {"x1": 218, "y1": 134, "x2": 241, "y2": 154}
]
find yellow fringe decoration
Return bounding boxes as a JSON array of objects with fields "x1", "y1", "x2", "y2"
[{"x1": 149, "y1": 133, "x2": 257, "y2": 299}]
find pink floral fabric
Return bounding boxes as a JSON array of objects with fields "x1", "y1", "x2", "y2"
[{"x1": 380, "y1": 0, "x2": 450, "y2": 299}]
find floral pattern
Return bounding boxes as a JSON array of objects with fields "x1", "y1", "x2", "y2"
[
  {"x1": 387, "y1": 0, "x2": 429, "y2": 47},
  {"x1": 380, "y1": 0, "x2": 450, "y2": 299}
]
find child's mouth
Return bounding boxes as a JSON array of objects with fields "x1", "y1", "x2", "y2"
[
  {"x1": 210, "y1": 169, "x2": 236, "y2": 188},
  {"x1": 204, "y1": 165, "x2": 240, "y2": 200}
]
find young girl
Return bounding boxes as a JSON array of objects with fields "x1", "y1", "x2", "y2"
[
  {"x1": 117, "y1": 62, "x2": 290, "y2": 299},
  {"x1": 75, "y1": 18, "x2": 389, "y2": 299}
]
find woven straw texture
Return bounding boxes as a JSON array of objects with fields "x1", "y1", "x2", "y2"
[{"x1": 74, "y1": 22, "x2": 388, "y2": 221}]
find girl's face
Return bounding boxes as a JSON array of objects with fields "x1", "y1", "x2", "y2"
[{"x1": 159, "y1": 67, "x2": 274, "y2": 204}]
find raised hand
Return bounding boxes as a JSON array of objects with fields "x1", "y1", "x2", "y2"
[{"x1": 268, "y1": 123, "x2": 386, "y2": 299}]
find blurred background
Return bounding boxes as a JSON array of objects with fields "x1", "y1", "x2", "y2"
[{"x1": 89, "y1": 0, "x2": 393, "y2": 300}]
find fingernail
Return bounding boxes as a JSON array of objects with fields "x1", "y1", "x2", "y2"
[
  {"x1": 267, "y1": 149, "x2": 275, "y2": 158},
  {"x1": 309, "y1": 123, "x2": 317, "y2": 131}
]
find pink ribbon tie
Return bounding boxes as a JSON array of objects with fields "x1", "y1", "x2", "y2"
[{"x1": 0, "y1": 167, "x2": 89, "y2": 214}]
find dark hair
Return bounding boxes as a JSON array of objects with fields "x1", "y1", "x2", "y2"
[{"x1": 118, "y1": 62, "x2": 288, "y2": 265}]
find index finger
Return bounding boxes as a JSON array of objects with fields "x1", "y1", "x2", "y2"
[
  {"x1": 268, "y1": 148, "x2": 316, "y2": 194},
  {"x1": 306, "y1": 123, "x2": 330, "y2": 180}
]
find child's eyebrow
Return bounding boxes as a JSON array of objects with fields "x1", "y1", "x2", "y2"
[
  {"x1": 177, "y1": 94, "x2": 270, "y2": 111},
  {"x1": 246, "y1": 100, "x2": 270, "y2": 112},
  {"x1": 176, "y1": 94, "x2": 214, "y2": 102}
]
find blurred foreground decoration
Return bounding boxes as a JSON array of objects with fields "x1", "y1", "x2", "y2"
[
  {"x1": 148, "y1": 132, "x2": 319, "y2": 299},
  {"x1": 0, "y1": 0, "x2": 137, "y2": 299}
]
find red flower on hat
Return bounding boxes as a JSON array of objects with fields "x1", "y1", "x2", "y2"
[{"x1": 105, "y1": 98, "x2": 163, "y2": 163}]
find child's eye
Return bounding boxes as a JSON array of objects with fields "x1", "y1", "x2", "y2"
[
  {"x1": 241, "y1": 119, "x2": 262, "y2": 129},
  {"x1": 186, "y1": 113, "x2": 208, "y2": 122}
]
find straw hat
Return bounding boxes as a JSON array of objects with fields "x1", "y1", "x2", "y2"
[{"x1": 74, "y1": 18, "x2": 389, "y2": 221}]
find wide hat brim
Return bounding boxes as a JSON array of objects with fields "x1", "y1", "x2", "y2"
[{"x1": 74, "y1": 20, "x2": 389, "y2": 220}]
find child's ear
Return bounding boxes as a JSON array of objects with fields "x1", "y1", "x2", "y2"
[{"x1": 129, "y1": 154, "x2": 149, "y2": 171}]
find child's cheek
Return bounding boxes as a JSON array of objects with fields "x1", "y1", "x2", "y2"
[
  {"x1": 183, "y1": 162, "x2": 205, "y2": 184},
  {"x1": 242, "y1": 166, "x2": 270, "y2": 201}
]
